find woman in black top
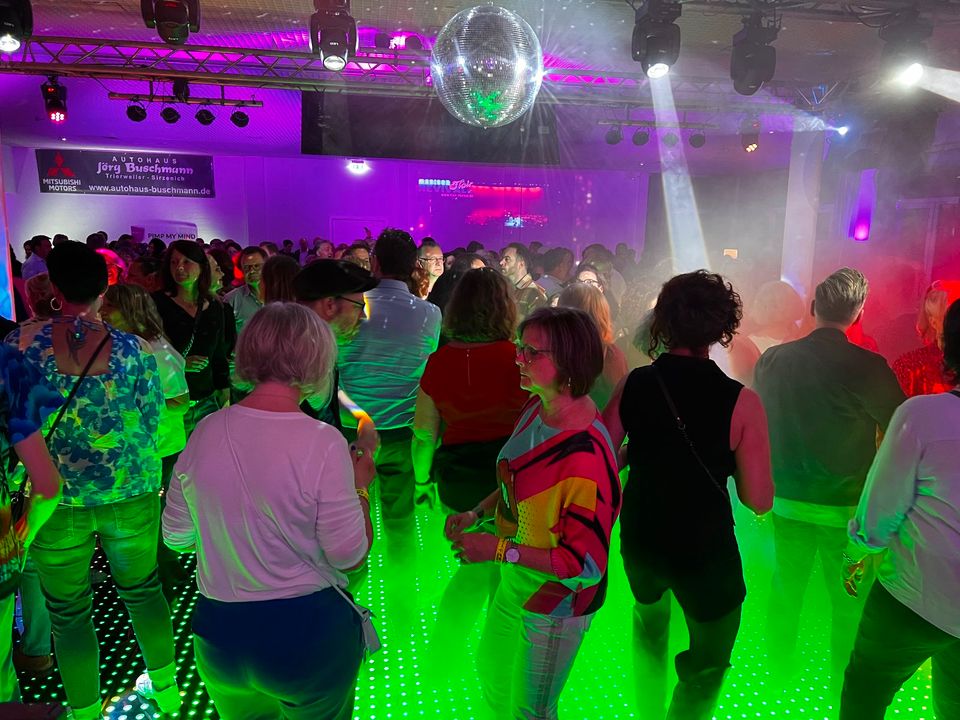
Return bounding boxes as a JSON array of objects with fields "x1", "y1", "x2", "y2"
[
  {"x1": 153, "y1": 240, "x2": 230, "y2": 436},
  {"x1": 603, "y1": 270, "x2": 774, "y2": 720}
]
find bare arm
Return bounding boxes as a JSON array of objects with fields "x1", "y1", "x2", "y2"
[
  {"x1": 411, "y1": 389, "x2": 442, "y2": 488},
  {"x1": 601, "y1": 376, "x2": 628, "y2": 468},
  {"x1": 14, "y1": 431, "x2": 63, "y2": 548},
  {"x1": 730, "y1": 388, "x2": 774, "y2": 514}
]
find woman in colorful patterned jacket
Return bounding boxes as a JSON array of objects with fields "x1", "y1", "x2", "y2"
[
  {"x1": 445, "y1": 306, "x2": 622, "y2": 720},
  {"x1": 6, "y1": 242, "x2": 180, "y2": 719}
]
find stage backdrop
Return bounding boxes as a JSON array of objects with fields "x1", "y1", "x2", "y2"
[{"x1": 3, "y1": 148, "x2": 649, "y2": 258}]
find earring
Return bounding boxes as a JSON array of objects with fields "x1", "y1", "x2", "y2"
[{"x1": 50, "y1": 296, "x2": 62, "y2": 312}]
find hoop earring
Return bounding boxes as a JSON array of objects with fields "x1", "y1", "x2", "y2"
[{"x1": 50, "y1": 296, "x2": 62, "y2": 312}]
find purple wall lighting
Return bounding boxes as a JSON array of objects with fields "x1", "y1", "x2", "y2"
[{"x1": 848, "y1": 168, "x2": 877, "y2": 242}]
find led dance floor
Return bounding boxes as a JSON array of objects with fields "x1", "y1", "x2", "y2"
[{"x1": 18, "y1": 502, "x2": 933, "y2": 719}]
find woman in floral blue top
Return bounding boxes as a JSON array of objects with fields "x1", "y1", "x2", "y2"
[
  {"x1": 0, "y1": 343, "x2": 62, "y2": 704},
  {"x1": 6, "y1": 242, "x2": 181, "y2": 719}
]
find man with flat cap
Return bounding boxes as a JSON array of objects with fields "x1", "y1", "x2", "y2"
[{"x1": 293, "y1": 259, "x2": 380, "y2": 455}]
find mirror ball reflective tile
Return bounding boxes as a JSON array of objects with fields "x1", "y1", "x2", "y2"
[{"x1": 18, "y1": 503, "x2": 934, "y2": 719}]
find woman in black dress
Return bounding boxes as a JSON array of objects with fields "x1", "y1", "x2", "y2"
[
  {"x1": 603, "y1": 270, "x2": 774, "y2": 720},
  {"x1": 153, "y1": 240, "x2": 230, "y2": 436}
]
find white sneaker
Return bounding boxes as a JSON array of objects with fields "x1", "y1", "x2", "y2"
[{"x1": 135, "y1": 672, "x2": 183, "y2": 714}]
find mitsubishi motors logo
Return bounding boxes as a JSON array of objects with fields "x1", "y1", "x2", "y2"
[{"x1": 47, "y1": 151, "x2": 75, "y2": 178}]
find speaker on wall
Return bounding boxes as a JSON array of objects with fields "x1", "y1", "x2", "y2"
[{"x1": 301, "y1": 91, "x2": 560, "y2": 166}]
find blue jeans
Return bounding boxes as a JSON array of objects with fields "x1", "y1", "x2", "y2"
[
  {"x1": 0, "y1": 593, "x2": 19, "y2": 702},
  {"x1": 477, "y1": 586, "x2": 593, "y2": 719},
  {"x1": 192, "y1": 590, "x2": 364, "y2": 720},
  {"x1": 18, "y1": 556, "x2": 51, "y2": 656},
  {"x1": 30, "y1": 492, "x2": 175, "y2": 710}
]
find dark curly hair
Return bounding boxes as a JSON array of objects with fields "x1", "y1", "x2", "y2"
[
  {"x1": 444, "y1": 268, "x2": 517, "y2": 343},
  {"x1": 944, "y1": 299, "x2": 960, "y2": 380},
  {"x1": 647, "y1": 270, "x2": 742, "y2": 357}
]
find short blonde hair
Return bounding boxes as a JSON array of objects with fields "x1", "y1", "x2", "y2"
[
  {"x1": 234, "y1": 303, "x2": 337, "y2": 398},
  {"x1": 558, "y1": 282, "x2": 614, "y2": 345}
]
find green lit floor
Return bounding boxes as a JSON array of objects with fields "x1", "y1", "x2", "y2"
[{"x1": 18, "y1": 501, "x2": 934, "y2": 719}]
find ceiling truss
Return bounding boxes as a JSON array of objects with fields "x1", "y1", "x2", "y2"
[{"x1": 0, "y1": 36, "x2": 850, "y2": 113}]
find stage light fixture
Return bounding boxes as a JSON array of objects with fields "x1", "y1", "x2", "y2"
[
  {"x1": 632, "y1": 129, "x2": 650, "y2": 146},
  {"x1": 741, "y1": 116, "x2": 761, "y2": 153},
  {"x1": 126, "y1": 103, "x2": 147, "y2": 122},
  {"x1": 730, "y1": 13, "x2": 779, "y2": 96},
  {"x1": 405, "y1": 35, "x2": 423, "y2": 51},
  {"x1": 663, "y1": 132, "x2": 679, "y2": 147},
  {"x1": 631, "y1": 0, "x2": 681, "y2": 78},
  {"x1": 836, "y1": 125, "x2": 849, "y2": 137},
  {"x1": 880, "y1": 11, "x2": 931, "y2": 86},
  {"x1": 41, "y1": 77, "x2": 67, "y2": 124},
  {"x1": 374, "y1": 32, "x2": 390, "y2": 49},
  {"x1": 160, "y1": 106, "x2": 180, "y2": 124},
  {"x1": 141, "y1": 0, "x2": 200, "y2": 45},
  {"x1": 230, "y1": 110, "x2": 249, "y2": 127},
  {"x1": 309, "y1": 0, "x2": 358, "y2": 72},
  {"x1": 0, "y1": 0, "x2": 32, "y2": 54},
  {"x1": 689, "y1": 132, "x2": 706, "y2": 148},
  {"x1": 195, "y1": 108, "x2": 215, "y2": 125},
  {"x1": 605, "y1": 126, "x2": 623, "y2": 145}
]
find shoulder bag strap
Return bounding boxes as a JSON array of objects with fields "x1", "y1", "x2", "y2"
[
  {"x1": 221, "y1": 411, "x2": 371, "y2": 622},
  {"x1": 951, "y1": 390, "x2": 960, "y2": 399},
  {"x1": 181, "y1": 297, "x2": 205, "y2": 357},
  {"x1": 5, "y1": 327, "x2": 111, "y2": 492},
  {"x1": 651, "y1": 366, "x2": 730, "y2": 499}
]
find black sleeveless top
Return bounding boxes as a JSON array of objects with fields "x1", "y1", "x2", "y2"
[{"x1": 619, "y1": 353, "x2": 743, "y2": 564}]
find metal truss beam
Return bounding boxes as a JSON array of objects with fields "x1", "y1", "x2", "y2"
[{"x1": 0, "y1": 36, "x2": 844, "y2": 112}]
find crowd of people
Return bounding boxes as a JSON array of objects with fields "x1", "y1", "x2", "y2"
[{"x1": 0, "y1": 227, "x2": 957, "y2": 720}]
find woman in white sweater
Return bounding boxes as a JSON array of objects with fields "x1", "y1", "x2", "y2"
[
  {"x1": 163, "y1": 302, "x2": 376, "y2": 720},
  {"x1": 841, "y1": 298, "x2": 960, "y2": 719}
]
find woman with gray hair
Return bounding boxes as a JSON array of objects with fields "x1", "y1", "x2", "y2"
[{"x1": 163, "y1": 302, "x2": 375, "y2": 720}]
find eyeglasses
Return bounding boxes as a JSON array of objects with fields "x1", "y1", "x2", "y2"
[
  {"x1": 241, "y1": 263, "x2": 264, "y2": 272},
  {"x1": 515, "y1": 343, "x2": 553, "y2": 364},
  {"x1": 580, "y1": 278, "x2": 602, "y2": 289},
  {"x1": 419, "y1": 255, "x2": 444, "y2": 265},
  {"x1": 337, "y1": 296, "x2": 365, "y2": 310}
]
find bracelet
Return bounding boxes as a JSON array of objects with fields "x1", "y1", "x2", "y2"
[
  {"x1": 356, "y1": 488, "x2": 370, "y2": 503},
  {"x1": 494, "y1": 537, "x2": 509, "y2": 564}
]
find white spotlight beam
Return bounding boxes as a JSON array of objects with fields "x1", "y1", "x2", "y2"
[
  {"x1": 916, "y1": 66, "x2": 960, "y2": 104},
  {"x1": 649, "y1": 75, "x2": 708, "y2": 274}
]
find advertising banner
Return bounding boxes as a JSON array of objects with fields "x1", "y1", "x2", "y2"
[
  {"x1": 36, "y1": 149, "x2": 215, "y2": 198},
  {"x1": 131, "y1": 221, "x2": 199, "y2": 244}
]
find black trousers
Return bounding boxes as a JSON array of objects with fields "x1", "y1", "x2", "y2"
[{"x1": 840, "y1": 583, "x2": 960, "y2": 720}]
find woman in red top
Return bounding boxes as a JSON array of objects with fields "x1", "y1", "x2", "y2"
[
  {"x1": 413, "y1": 268, "x2": 528, "y2": 676},
  {"x1": 413, "y1": 268, "x2": 529, "y2": 511}
]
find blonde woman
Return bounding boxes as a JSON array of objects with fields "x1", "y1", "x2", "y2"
[
  {"x1": 558, "y1": 282, "x2": 628, "y2": 410},
  {"x1": 163, "y1": 303, "x2": 375, "y2": 720}
]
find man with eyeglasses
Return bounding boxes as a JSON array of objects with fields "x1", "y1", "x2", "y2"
[
  {"x1": 418, "y1": 238, "x2": 445, "y2": 297},
  {"x1": 224, "y1": 246, "x2": 268, "y2": 335},
  {"x1": 293, "y1": 260, "x2": 380, "y2": 453}
]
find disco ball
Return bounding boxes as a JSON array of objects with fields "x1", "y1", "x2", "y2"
[{"x1": 430, "y1": 6, "x2": 544, "y2": 128}]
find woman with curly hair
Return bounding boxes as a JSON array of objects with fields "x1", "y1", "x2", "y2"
[{"x1": 603, "y1": 270, "x2": 774, "y2": 720}]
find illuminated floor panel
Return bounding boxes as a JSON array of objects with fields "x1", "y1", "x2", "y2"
[{"x1": 18, "y1": 504, "x2": 933, "y2": 719}]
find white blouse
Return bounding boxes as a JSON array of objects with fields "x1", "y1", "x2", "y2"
[{"x1": 163, "y1": 405, "x2": 368, "y2": 602}]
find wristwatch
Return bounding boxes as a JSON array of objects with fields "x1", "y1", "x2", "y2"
[{"x1": 505, "y1": 545, "x2": 520, "y2": 564}]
